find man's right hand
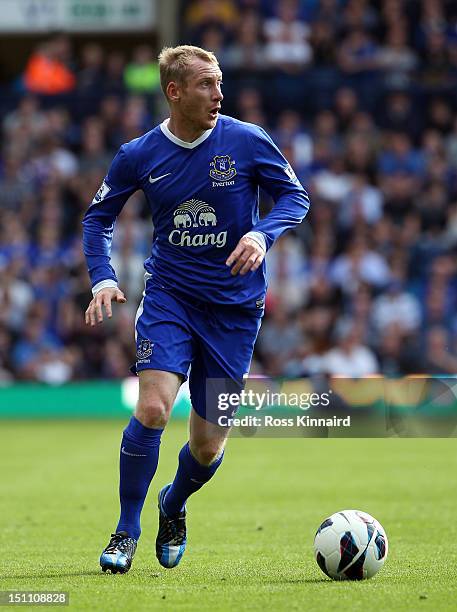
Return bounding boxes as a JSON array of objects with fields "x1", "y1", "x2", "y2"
[{"x1": 85, "y1": 287, "x2": 127, "y2": 326}]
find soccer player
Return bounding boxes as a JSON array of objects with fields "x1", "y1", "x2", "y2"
[{"x1": 83, "y1": 45, "x2": 310, "y2": 574}]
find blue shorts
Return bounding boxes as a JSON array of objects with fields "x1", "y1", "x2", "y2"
[{"x1": 133, "y1": 279, "x2": 263, "y2": 423}]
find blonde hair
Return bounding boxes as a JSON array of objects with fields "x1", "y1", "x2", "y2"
[{"x1": 158, "y1": 45, "x2": 219, "y2": 99}]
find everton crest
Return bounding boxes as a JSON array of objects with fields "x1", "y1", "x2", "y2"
[
  {"x1": 137, "y1": 339, "x2": 153, "y2": 360},
  {"x1": 209, "y1": 155, "x2": 237, "y2": 181}
]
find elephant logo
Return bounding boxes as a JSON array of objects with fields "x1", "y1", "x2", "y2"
[
  {"x1": 172, "y1": 199, "x2": 218, "y2": 228},
  {"x1": 198, "y1": 211, "x2": 217, "y2": 226},
  {"x1": 173, "y1": 213, "x2": 192, "y2": 228},
  {"x1": 209, "y1": 155, "x2": 236, "y2": 181}
]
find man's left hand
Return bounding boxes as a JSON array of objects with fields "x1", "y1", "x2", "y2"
[{"x1": 226, "y1": 236, "x2": 265, "y2": 276}]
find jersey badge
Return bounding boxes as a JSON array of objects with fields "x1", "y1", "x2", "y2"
[
  {"x1": 137, "y1": 339, "x2": 154, "y2": 360},
  {"x1": 284, "y1": 163, "x2": 299, "y2": 184},
  {"x1": 209, "y1": 155, "x2": 237, "y2": 185},
  {"x1": 91, "y1": 180, "x2": 111, "y2": 205}
]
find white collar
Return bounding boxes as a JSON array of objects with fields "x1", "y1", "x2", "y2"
[{"x1": 160, "y1": 118, "x2": 214, "y2": 149}]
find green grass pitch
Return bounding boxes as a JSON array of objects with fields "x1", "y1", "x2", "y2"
[{"x1": 1, "y1": 420, "x2": 456, "y2": 611}]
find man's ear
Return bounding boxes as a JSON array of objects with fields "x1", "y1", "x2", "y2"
[{"x1": 167, "y1": 81, "x2": 180, "y2": 102}]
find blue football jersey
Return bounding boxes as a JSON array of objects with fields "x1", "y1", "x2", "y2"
[{"x1": 82, "y1": 114, "x2": 310, "y2": 306}]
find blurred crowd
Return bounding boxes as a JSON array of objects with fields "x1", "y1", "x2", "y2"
[{"x1": 1, "y1": 0, "x2": 457, "y2": 383}]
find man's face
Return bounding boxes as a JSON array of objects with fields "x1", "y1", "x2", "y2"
[{"x1": 174, "y1": 58, "x2": 223, "y2": 131}]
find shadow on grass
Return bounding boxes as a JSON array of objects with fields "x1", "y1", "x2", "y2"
[
  {"x1": 1, "y1": 570, "x2": 103, "y2": 580},
  {"x1": 2, "y1": 573, "x2": 331, "y2": 585},
  {"x1": 267, "y1": 578, "x2": 330, "y2": 584}
]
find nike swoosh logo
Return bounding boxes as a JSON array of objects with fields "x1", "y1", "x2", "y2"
[
  {"x1": 149, "y1": 172, "x2": 171, "y2": 184},
  {"x1": 121, "y1": 446, "x2": 147, "y2": 457}
]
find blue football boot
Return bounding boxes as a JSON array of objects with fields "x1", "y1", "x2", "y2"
[
  {"x1": 100, "y1": 531, "x2": 137, "y2": 574},
  {"x1": 156, "y1": 484, "x2": 187, "y2": 568}
]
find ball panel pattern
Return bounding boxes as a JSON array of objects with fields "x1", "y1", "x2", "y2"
[
  {"x1": 316, "y1": 551, "x2": 330, "y2": 577},
  {"x1": 374, "y1": 532, "x2": 387, "y2": 560},
  {"x1": 343, "y1": 549, "x2": 367, "y2": 580},
  {"x1": 315, "y1": 517, "x2": 333, "y2": 536},
  {"x1": 337, "y1": 531, "x2": 359, "y2": 573}
]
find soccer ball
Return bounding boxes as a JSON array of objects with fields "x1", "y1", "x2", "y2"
[{"x1": 314, "y1": 509, "x2": 388, "y2": 580}]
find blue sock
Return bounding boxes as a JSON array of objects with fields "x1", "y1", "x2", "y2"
[
  {"x1": 162, "y1": 442, "x2": 224, "y2": 517},
  {"x1": 116, "y1": 416, "x2": 163, "y2": 540}
]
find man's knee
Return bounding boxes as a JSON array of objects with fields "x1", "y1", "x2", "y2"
[
  {"x1": 135, "y1": 370, "x2": 182, "y2": 429},
  {"x1": 135, "y1": 398, "x2": 171, "y2": 429},
  {"x1": 190, "y1": 440, "x2": 225, "y2": 466}
]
